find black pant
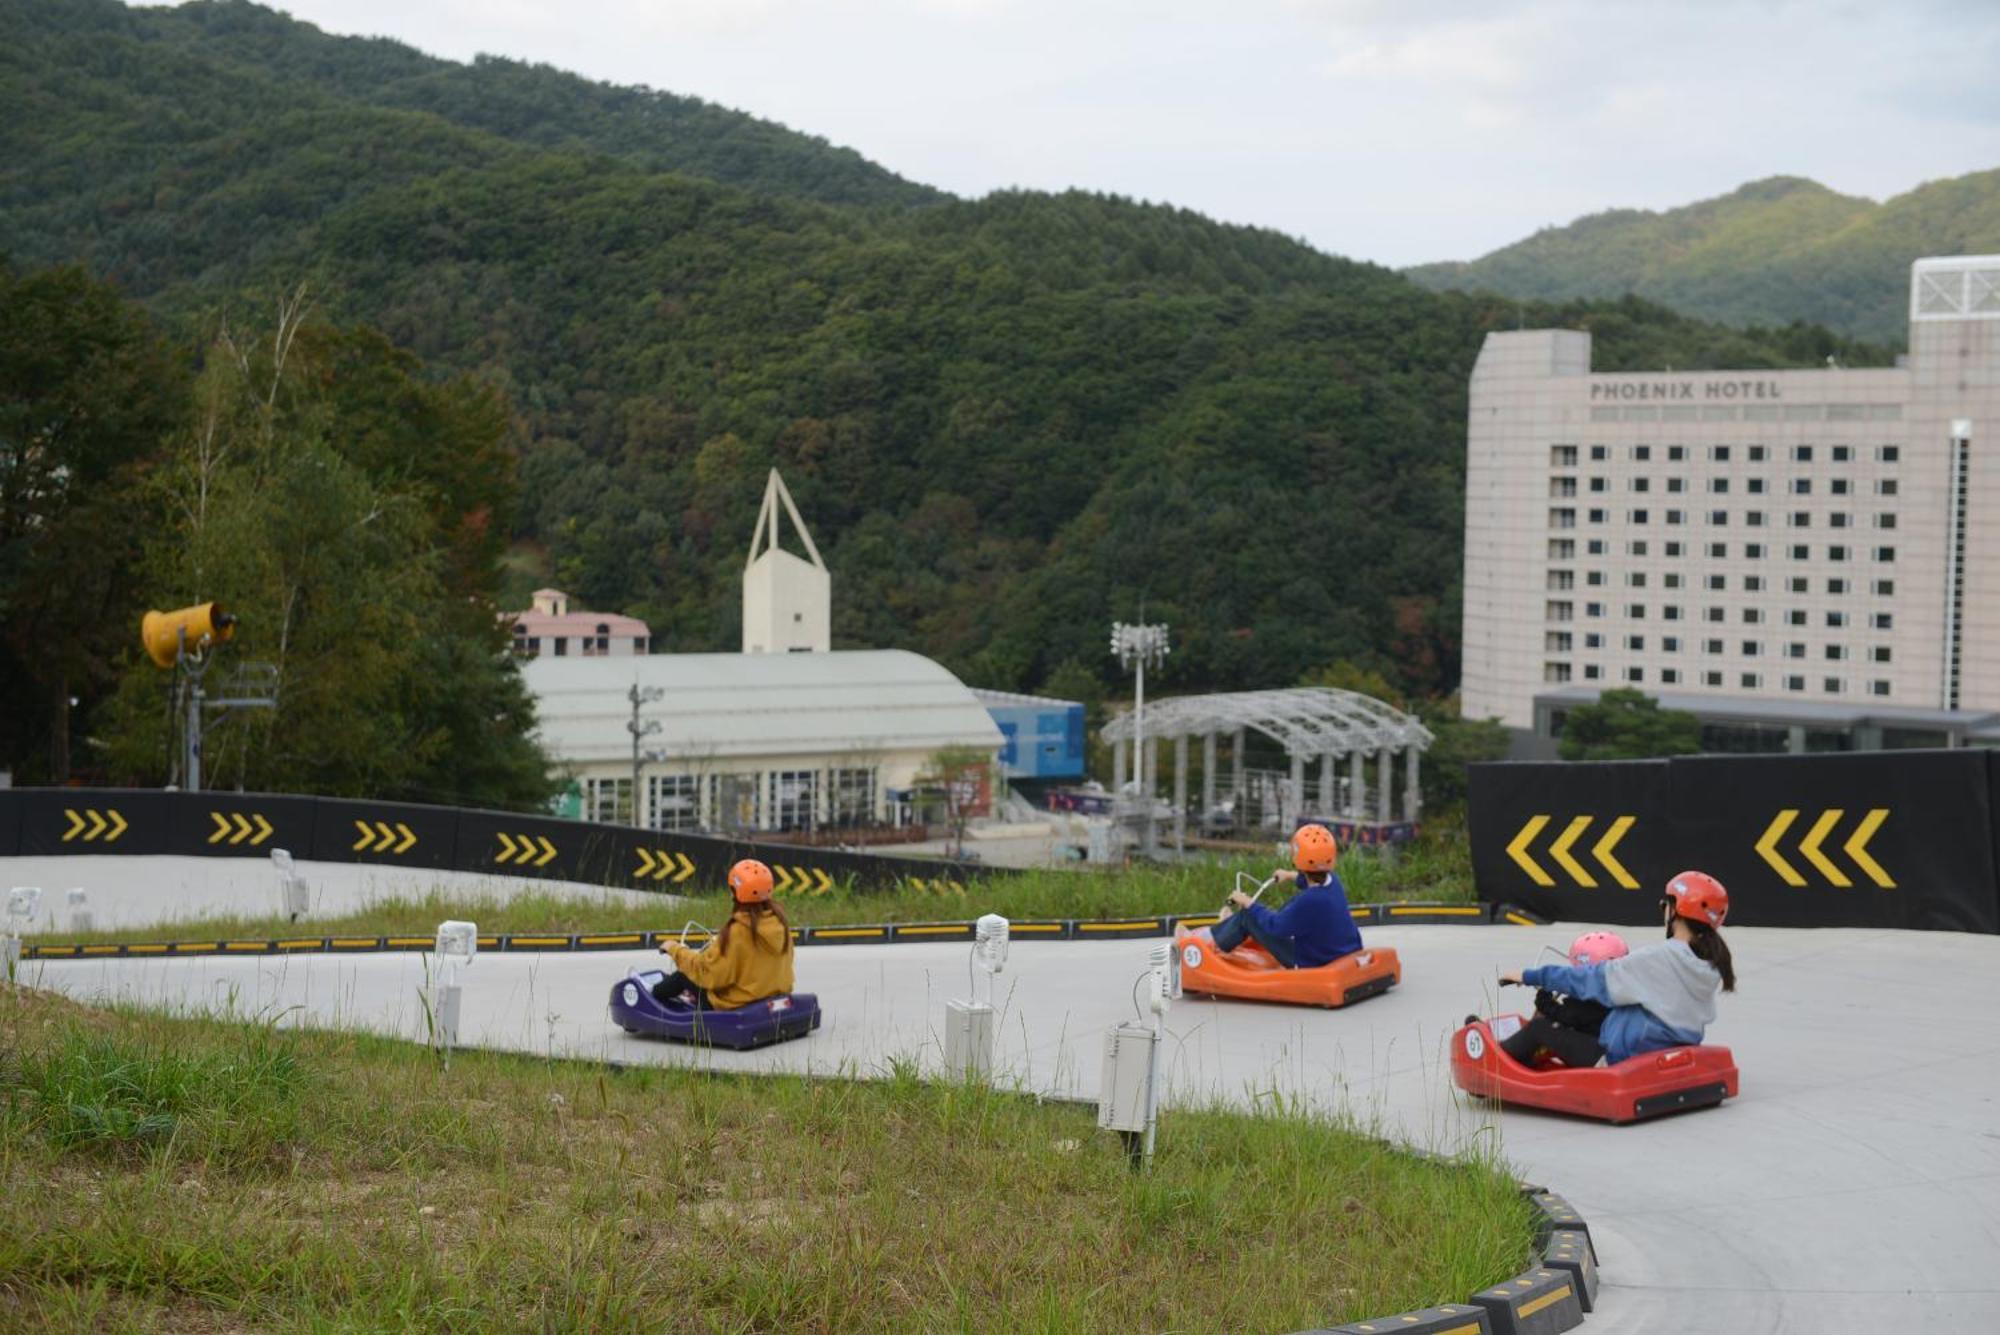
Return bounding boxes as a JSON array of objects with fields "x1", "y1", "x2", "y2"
[
  {"x1": 1500, "y1": 1014, "x2": 1605, "y2": 1069},
  {"x1": 651, "y1": 972, "x2": 710, "y2": 1008},
  {"x1": 1209, "y1": 910, "x2": 1297, "y2": 967}
]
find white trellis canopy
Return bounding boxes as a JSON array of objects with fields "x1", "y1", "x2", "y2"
[{"x1": 1100, "y1": 687, "x2": 1432, "y2": 756}]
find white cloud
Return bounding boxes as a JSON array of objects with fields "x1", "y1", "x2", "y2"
[{"x1": 159, "y1": 0, "x2": 2000, "y2": 265}]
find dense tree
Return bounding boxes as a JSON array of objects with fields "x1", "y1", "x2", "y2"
[{"x1": 1555, "y1": 689, "x2": 1702, "y2": 763}]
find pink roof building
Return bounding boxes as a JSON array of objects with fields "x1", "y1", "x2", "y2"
[{"x1": 506, "y1": 589, "x2": 650, "y2": 658}]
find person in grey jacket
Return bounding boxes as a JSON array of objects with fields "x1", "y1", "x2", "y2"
[{"x1": 1497, "y1": 871, "x2": 1736, "y2": 1066}]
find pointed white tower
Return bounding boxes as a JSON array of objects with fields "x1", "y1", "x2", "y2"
[{"x1": 742, "y1": 469, "x2": 831, "y2": 653}]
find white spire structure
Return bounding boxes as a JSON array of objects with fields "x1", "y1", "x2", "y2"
[{"x1": 742, "y1": 469, "x2": 831, "y2": 654}]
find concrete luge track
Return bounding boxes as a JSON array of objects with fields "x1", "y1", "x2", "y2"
[{"x1": 23, "y1": 923, "x2": 2000, "y2": 1333}]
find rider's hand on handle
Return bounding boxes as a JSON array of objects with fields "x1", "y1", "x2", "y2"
[
  {"x1": 1498, "y1": 971, "x2": 1524, "y2": 987},
  {"x1": 1272, "y1": 868, "x2": 1299, "y2": 884},
  {"x1": 1227, "y1": 890, "x2": 1253, "y2": 909}
]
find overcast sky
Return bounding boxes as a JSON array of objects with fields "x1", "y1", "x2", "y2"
[{"x1": 208, "y1": 0, "x2": 2000, "y2": 267}]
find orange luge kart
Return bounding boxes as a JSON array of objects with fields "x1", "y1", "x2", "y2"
[
  {"x1": 1451, "y1": 1014, "x2": 1739, "y2": 1124},
  {"x1": 1174, "y1": 927, "x2": 1400, "y2": 1008}
]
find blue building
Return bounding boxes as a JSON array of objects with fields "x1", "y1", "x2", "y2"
[{"x1": 973, "y1": 689, "x2": 1086, "y2": 781}]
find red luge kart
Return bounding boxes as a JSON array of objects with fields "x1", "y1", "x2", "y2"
[{"x1": 1451, "y1": 1014, "x2": 1739, "y2": 1124}]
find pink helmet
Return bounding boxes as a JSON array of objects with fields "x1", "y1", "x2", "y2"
[{"x1": 1568, "y1": 930, "x2": 1630, "y2": 967}]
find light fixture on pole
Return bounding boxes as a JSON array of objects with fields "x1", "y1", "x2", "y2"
[
  {"x1": 1109, "y1": 621, "x2": 1170, "y2": 854},
  {"x1": 627, "y1": 682, "x2": 664, "y2": 827}
]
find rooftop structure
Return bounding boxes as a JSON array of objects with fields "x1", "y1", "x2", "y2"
[{"x1": 508, "y1": 589, "x2": 649, "y2": 659}]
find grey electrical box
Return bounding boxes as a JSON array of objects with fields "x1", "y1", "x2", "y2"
[
  {"x1": 944, "y1": 999, "x2": 995, "y2": 1079},
  {"x1": 1097, "y1": 1021, "x2": 1158, "y2": 1133}
]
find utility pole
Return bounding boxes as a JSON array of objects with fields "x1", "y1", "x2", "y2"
[
  {"x1": 1110, "y1": 621, "x2": 1170, "y2": 856},
  {"x1": 627, "y1": 682, "x2": 663, "y2": 828}
]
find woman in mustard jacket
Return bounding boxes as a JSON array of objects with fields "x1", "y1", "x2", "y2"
[{"x1": 653, "y1": 858, "x2": 796, "y2": 1008}]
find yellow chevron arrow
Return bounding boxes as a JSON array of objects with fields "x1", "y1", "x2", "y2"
[
  {"x1": 249, "y1": 813, "x2": 271, "y2": 845},
  {"x1": 1505, "y1": 815, "x2": 1556, "y2": 887},
  {"x1": 772, "y1": 865, "x2": 794, "y2": 891},
  {"x1": 393, "y1": 823, "x2": 416, "y2": 854},
  {"x1": 84, "y1": 809, "x2": 108, "y2": 841},
  {"x1": 635, "y1": 847, "x2": 656, "y2": 878},
  {"x1": 104, "y1": 810, "x2": 127, "y2": 842},
  {"x1": 229, "y1": 813, "x2": 253, "y2": 846},
  {"x1": 1548, "y1": 816, "x2": 1596, "y2": 887},
  {"x1": 497, "y1": 832, "x2": 518, "y2": 864},
  {"x1": 353, "y1": 819, "x2": 375, "y2": 851},
  {"x1": 906, "y1": 876, "x2": 928, "y2": 894},
  {"x1": 209, "y1": 812, "x2": 233, "y2": 844},
  {"x1": 62, "y1": 808, "x2": 85, "y2": 842},
  {"x1": 1798, "y1": 809, "x2": 1850, "y2": 887},
  {"x1": 812, "y1": 868, "x2": 833, "y2": 894},
  {"x1": 1755, "y1": 810, "x2": 1806, "y2": 887},
  {"x1": 788, "y1": 866, "x2": 809, "y2": 893},
  {"x1": 673, "y1": 853, "x2": 697, "y2": 884},
  {"x1": 533, "y1": 837, "x2": 557, "y2": 867},
  {"x1": 1591, "y1": 816, "x2": 1639, "y2": 889},
  {"x1": 1844, "y1": 808, "x2": 1894, "y2": 888}
]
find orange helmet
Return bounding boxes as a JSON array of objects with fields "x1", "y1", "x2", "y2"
[
  {"x1": 729, "y1": 859, "x2": 775, "y2": 904},
  {"x1": 1664, "y1": 871, "x2": 1728, "y2": 928},
  {"x1": 1290, "y1": 824, "x2": 1338, "y2": 873}
]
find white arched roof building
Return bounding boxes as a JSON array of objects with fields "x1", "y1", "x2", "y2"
[
  {"x1": 524, "y1": 650, "x2": 1002, "y2": 833},
  {"x1": 1100, "y1": 687, "x2": 1432, "y2": 843}
]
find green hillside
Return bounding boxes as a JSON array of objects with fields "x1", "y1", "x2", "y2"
[
  {"x1": 0, "y1": 0, "x2": 1891, "y2": 712},
  {"x1": 1408, "y1": 172, "x2": 2000, "y2": 343}
]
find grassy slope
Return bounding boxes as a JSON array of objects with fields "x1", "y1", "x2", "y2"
[
  {"x1": 0, "y1": 987, "x2": 1533, "y2": 1330},
  {"x1": 1408, "y1": 171, "x2": 2000, "y2": 343},
  {"x1": 23, "y1": 837, "x2": 1478, "y2": 946}
]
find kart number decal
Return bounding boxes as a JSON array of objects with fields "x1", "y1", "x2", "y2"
[
  {"x1": 769, "y1": 997, "x2": 792, "y2": 1011},
  {"x1": 1464, "y1": 1029, "x2": 1486, "y2": 1060},
  {"x1": 1182, "y1": 944, "x2": 1202, "y2": 969},
  {"x1": 622, "y1": 983, "x2": 639, "y2": 1007}
]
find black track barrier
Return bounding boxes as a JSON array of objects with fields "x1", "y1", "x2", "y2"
[
  {"x1": 0, "y1": 789, "x2": 985, "y2": 893},
  {"x1": 1470, "y1": 750, "x2": 2000, "y2": 933}
]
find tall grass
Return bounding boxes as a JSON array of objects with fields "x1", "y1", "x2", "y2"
[
  {"x1": 28, "y1": 825, "x2": 1476, "y2": 947},
  {"x1": 0, "y1": 986, "x2": 1533, "y2": 1332}
]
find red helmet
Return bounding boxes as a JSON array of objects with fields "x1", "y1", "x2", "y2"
[
  {"x1": 1290, "y1": 824, "x2": 1339, "y2": 873},
  {"x1": 1664, "y1": 871, "x2": 1728, "y2": 927},
  {"x1": 729, "y1": 859, "x2": 775, "y2": 904},
  {"x1": 1568, "y1": 930, "x2": 1629, "y2": 967}
]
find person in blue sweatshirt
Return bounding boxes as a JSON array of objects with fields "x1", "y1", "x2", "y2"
[
  {"x1": 1209, "y1": 823, "x2": 1362, "y2": 968},
  {"x1": 1498, "y1": 871, "x2": 1737, "y2": 1067}
]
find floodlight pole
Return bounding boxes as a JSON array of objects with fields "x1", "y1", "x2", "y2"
[
  {"x1": 1110, "y1": 622, "x2": 1170, "y2": 856},
  {"x1": 628, "y1": 683, "x2": 664, "y2": 827}
]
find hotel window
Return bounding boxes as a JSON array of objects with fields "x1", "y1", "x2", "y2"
[
  {"x1": 1871, "y1": 680, "x2": 1891, "y2": 697},
  {"x1": 1626, "y1": 572, "x2": 1648, "y2": 588},
  {"x1": 1877, "y1": 446, "x2": 1899, "y2": 463},
  {"x1": 1790, "y1": 478, "x2": 1812, "y2": 495},
  {"x1": 1590, "y1": 477, "x2": 1608, "y2": 492},
  {"x1": 1875, "y1": 479, "x2": 1898, "y2": 496},
  {"x1": 1587, "y1": 571, "x2": 1604, "y2": 586},
  {"x1": 1747, "y1": 478, "x2": 1766, "y2": 494},
  {"x1": 1824, "y1": 677, "x2": 1844, "y2": 694},
  {"x1": 1668, "y1": 477, "x2": 1685, "y2": 493},
  {"x1": 1790, "y1": 512, "x2": 1811, "y2": 528},
  {"x1": 1626, "y1": 667, "x2": 1646, "y2": 683},
  {"x1": 1748, "y1": 446, "x2": 1768, "y2": 462},
  {"x1": 1551, "y1": 477, "x2": 1578, "y2": 498},
  {"x1": 1586, "y1": 602, "x2": 1604, "y2": 618},
  {"x1": 1626, "y1": 634, "x2": 1646, "y2": 651},
  {"x1": 1585, "y1": 633, "x2": 1603, "y2": 648},
  {"x1": 1742, "y1": 641, "x2": 1762, "y2": 657},
  {"x1": 1832, "y1": 446, "x2": 1851, "y2": 462},
  {"x1": 1664, "y1": 636, "x2": 1681, "y2": 652},
  {"x1": 1544, "y1": 663, "x2": 1573, "y2": 683},
  {"x1": 1664, "y1": 573, "x2": 1683, "y2": 589},
  {"x1": 1546, "y1": 601, "x2": 1574, "y2": 621},
  {"x1": 1874, "y1": 546, "x2": 1895, "y2": 563},
  {"x1": 1664, "y1": 605, "x2": 1682, "y2": 621},
  {"x1": 1708, "y1": 510, "x2": 1728, "y2": 526},
  {"x1": 1666, "y1": 510, "x2": 1684, "y2": 525},
  {"x1": 1551, "y1": 445, "x2": 1579, "y2": 466},
  {"x1": 1550, "y1": 507, "x2": 1576, "y2": 528},
  {"x1": 1549, "y1": 539, "x2": 1576, "y2": 560},
  {"x1": 1786, "y1": 675, "x2": 1806, "y2": 692},
  {"x1": 1590, "y1": 445, "x2": 1608, "y2": 461},
  {"x1": 1548, "y1": 570, "x2": 1575, "y2": 590},
  {"x1": 1705, "y1": 638, "x2": 1724, "y2": 654},
  {"x1": 1825, "y1": 645, "x2": 1847, "y2": 661},
  {"x1": 1744, "y1": 576, "x2": 1764, "y2": 592},
  {"x1": 1588, "y1": 539, "x2": 1606, "y2": 555},
  {"x1": 1707, "y1": 542, "x2": 1728, "y2": 559},
  {"x1": 1629, "y1": 509, "x2": 1648, "y2": 524},
  {"x1": 1871, "y1": 613, "x2": 1892, "y2": 630},
  {"x1": 1631, "y1": 477, "x2": 1651, "y2": 492},
  {"x1": 1827, "y1": 578, "x2": 1848, "y2": 594},
  {"x1": 1626, "y1": 603, "x2": 1647, "y2": 619},
  {"x1": 1669, "y1": 446, "x2": 1686, "y2": 461},
  {"x1": 1873, "y1": 579, "x2": 1894, "y2": 596},
  {"x1": 1662, "y1": 668, "x2": 1681, "y2": 684},
  {"x1": 1831, "y1": 479, "x2": 1850, "y2": 496},
  {"x1": 1709, "y1": 478, "x2": 1731, "y2": 494},
  {"x1": 1746, "y1": 511, "x2": 1765, "y2": 527},
  {"x1": 1875, "y1": 514, "x2": 1897, "y2": 530},
  {"x1": 1627, "y1": 540, "x2": 1649, "y2": 556},
  {"x1": 1743, "y1": 609, "x2": 1763, "y2": 625},
  {"x1": 1792, "y1": 446, "x2": 1814, "y2": 463},
  {"x1": 1745, "y1": 544, "x2": 1765, "y2": 559},
  {"x1": 1665, "y1": 541, "x2": 1683, "y2": 557},
  {"x1": 1710, "y1": 446, "x2": 1732, "y2": 462},
  {"x1": 1704, "y1": 670, "x2": 1724, "y2": 686},
  {"x1": 1546, "y1": 631, "x2": 1573, "y2": 652},
  {"x1": 1633, "y1": 446, "x2": 1652, "y2": 461},
  {"x1": 1829, "y1": 545, "x2": 1849, "y2": 561},
  {"x1": 1741, "y1": 673, "x2": 1761, "y2": 689},
  {"x1": 1789, "y1": 544, "x2": 1809, "y2": 560},
  {"x1": 1787, "y1": 609, "x2": 1807, "y2": 625},
  {"x1": 1584, "y1": 665, "x2": 1602, "y2": 680},
  {"x1": 1826, "y1": 611, "x2": 1847, "y2": 628},
  {"x1": 1787, "y1": 643, "x2": 1806, "y2": 659},
  {"x1": 1830, "y1": 513, "x2": 1849, "y2": 528},
  {"x1": 1870, "y1": 646, "x2": 1892, "y2": 663},
  {"x1": 1706, "y1": 608, "x2": 1725, "y2": 624},
  {"x1": 1589, "y1": 508, "x2": 1607, "y2": 523},
  {"x1": 1705, "y1": 574, "x2": 1726, "y2": 591}
]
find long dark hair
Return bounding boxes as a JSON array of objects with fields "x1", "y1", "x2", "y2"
[
  {"x1": 1684, "y1": 919, "x2": 1736, "y2": 992},
  {"x1": 717, "y1": 899, "x2": 792, "y2": 955}
]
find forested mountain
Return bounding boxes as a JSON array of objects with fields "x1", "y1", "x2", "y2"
[
  {"x1": 1408, "y1": 172, "x2": 2000, "y2": 344},
  {"x1": 1, "y1": 0, "x2": 1892, "y2": 716}
]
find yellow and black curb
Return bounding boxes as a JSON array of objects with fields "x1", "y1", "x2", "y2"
[
  {"x1": 19, "y1": 903, "x2": 1549, "y2": 961},
  {"x1": 1314, "y1": 1188, "x2": 1597, "y2": 1334}
]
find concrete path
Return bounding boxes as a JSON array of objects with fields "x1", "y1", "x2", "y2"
[{"x1": 21, "y1": 923, "x2": 2000, "y2": 1334}]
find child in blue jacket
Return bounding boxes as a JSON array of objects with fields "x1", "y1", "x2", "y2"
[
  {"x1": 1210, "y1": 823, "x2": 1362, "y2": 967},
  {"x1": 1499, "y1": 871, "x2": 1737, "y2": 1066}
]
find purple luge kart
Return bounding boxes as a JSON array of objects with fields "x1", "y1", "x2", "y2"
[{"x1": 609, "y1": 969, "x2": 821, "y2": 1050}]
